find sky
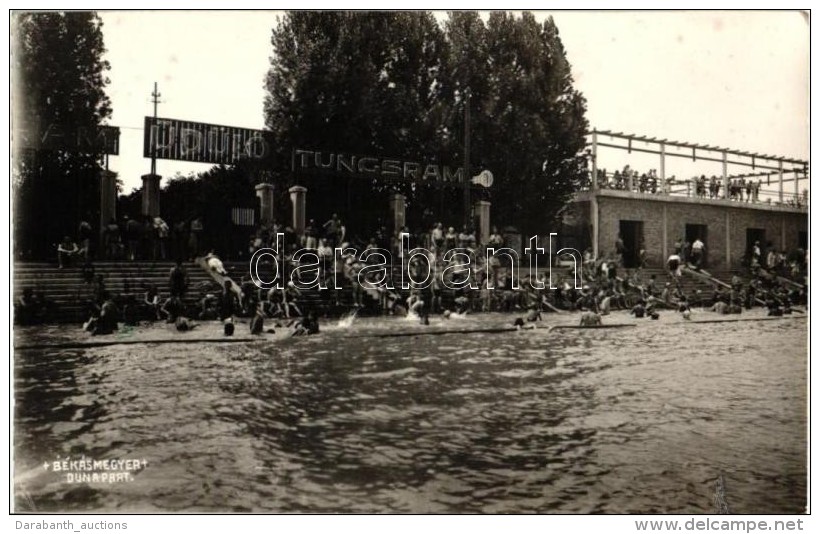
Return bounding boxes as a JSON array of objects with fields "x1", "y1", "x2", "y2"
[{"x1": 97, "y1": 10, "x2": 809, "y2": 195}]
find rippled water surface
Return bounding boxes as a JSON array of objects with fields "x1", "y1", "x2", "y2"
[{"x1": 14, "y1": 313, "x2": 807, "y2": 513}]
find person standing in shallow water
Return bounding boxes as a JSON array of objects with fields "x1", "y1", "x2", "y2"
[
  {"x1": 250, "y1": 302, "x2": 265, "y2": 335},
  {"x1": 219, "y1": 280, "x2": 239, "y2": 321}
]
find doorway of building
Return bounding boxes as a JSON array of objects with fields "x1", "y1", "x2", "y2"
[
  {"x1": 618, "y1": 220, "x2": 644, "y2": 268},
  {"x1": 685, "y1": 224, "x2": 708, "y2": 267}
]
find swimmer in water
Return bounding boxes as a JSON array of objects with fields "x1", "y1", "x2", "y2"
[
  {"x1": 453, "y1": 293, "x2": 470, "y2": 315},
  {"x1": 711, "y1": 301, "x2": 729, "y2": 315},
  {"x1": 677, "y1": 295, "x2": 691, "y2": 314},
  {"x1": 630, "y1": 300, "x2": 646, "y2": 318},
  {"x1": 175, "y1": 316, "x2": 197, "y2": 332},
  {"x1": 292, "y1": 311, "x2": 320, "y2": 336},
  {"x1": 597, "y1": 291, "x2": 612, "y2": 316},
  {"x1": 407, "y1": 291, "x2": 425, "y2": 315},
  {"x1": 250, "y1": 302, "x2": 265, "y2": 335},
  {"x1": 513, "y1": 317, "x2": 536, "y2": 330},
  {"x1": 580, "y1": 311, "x2": 602, "y2": 327}
]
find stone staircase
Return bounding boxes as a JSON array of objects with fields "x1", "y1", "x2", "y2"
[
  {"x1": 634, "y1": 267, "x2": 747, "y2": 299},
  {"x1": 13, "y1": 259, "x2": 746, "y2": 324},
  {"x1": 13, "y1": 261, "x2": 215, "y2": 324}
]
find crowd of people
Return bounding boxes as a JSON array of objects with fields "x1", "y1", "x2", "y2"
[
  {"x1": 53, "y1": 214, "x2": 204, "y2": 268},
  {"x1": 239, "y1": 218, "x2": 809, "y2": 327},
  {"x1": 690, "y1": 174, "x2": 763, "y2": 201},
  {"x1": 19, "y1": 204, "x2": 809, "y2": 332},
  {"x1": 591, "y1": 166, "x2": 809, "y2": 209},
  {"x1": 593, "y1": 166, "x2": 669, "y2": 194}
]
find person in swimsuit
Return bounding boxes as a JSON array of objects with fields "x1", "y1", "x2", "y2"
[
  {"x1": 667, "y1": 253, "x2": 682, "y2": 277},
  {"x1": 250, "y1": 302, "x2": 266, "y2": 335}
]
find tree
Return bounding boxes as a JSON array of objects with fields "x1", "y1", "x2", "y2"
[
  {"x1": 263, "y1": 12, "x2": 450, "y2": 237},
  {"x1": 443, "y1": 12, "x2": 589, "y2": 236},
  {"x1": 262, "y1": 11, "x2": 588, "y2": 239},
  {"x1": 12, "y1": 11, "x2": 112, "y2": 259}
]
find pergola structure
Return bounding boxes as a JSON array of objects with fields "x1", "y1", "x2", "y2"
[
  {"x1": 579, "y1": 129, "x2": 809, "y2": 263},
  {"x1": 588, "y1": 129, "x2": 809, "y2": 203}
]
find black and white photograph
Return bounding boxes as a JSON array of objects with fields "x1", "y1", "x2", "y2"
[{"x1": 9, "y1": 8, "x2": 810, "y2": 521}]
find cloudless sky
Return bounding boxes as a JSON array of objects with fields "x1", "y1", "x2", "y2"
[{"x1": 98, "y1": 10, "x2": 809, "y2": 194}]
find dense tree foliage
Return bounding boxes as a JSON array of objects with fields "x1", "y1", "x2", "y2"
[
  {"x1": 118, "y1": 163, "x2": 260, "y2": 259},
  {"x1": 263, "y1": 12, "x2": 450, "y2": 236},
  {"x1": 264, "y1": 11, "x2": 588, "y2": 237},
  {"x1": 12, "y1": 12, "x2": 112, "y2": 259}
]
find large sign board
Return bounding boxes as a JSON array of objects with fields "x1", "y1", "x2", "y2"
[
  {"x1": 17, "y1": 124, "x2": 120, "y2": 155},
  {"x1": 143, "y1": 117, "x2": 272, "y2": 164},
  {"x1": 293, "y1": 148, "x2": 465, "y2": 186}
]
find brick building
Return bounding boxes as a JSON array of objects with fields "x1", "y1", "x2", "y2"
[{"x1": 566, "y1": 189, "x2": 808, "y2": 270}]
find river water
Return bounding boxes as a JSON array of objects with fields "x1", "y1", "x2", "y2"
[{"x1": 13, "y1": 313, "x2": 807, "y2": 513}]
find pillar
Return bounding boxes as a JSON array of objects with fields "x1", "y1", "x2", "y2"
[
  {"x1": 255, "y1": 183, "x2": 275, "y2": 225},
  {"x1": 591, "y1": 130, "x2": 598, "y2": 191},
  {"x1": 660, "y1": 142, "x2": 667, "y2": 193},
  {"x1": 99, "y1": 169, "x2": 117, "y2": 235},
  {"x1": 725, "y1": 211, "x2": 731, "y2": 269},
  {"x1": 591, "y1": 195, "x2": 599, "y2": 260},
  {"x1": 781, "y1": 216, "x2": 786, "y2": 251},
  {"x1": 288, "y1": 185, "x2": 307, "y2": 235},
  {"x1": 474, "y1": 200, "x2": 491, "y2": 246},
  {"x1": 389, "y1": 193, "x2": 406, "y2": 235},
  {"x1": 722, "y1": 152, "x2": 728, "y2": 199},
  {"x1": 662, "y1": 204, "x2": 668, "y2": 265},
  {"x1": 778, "y1": 160, "x2": 784, "y2": 204},
  {"x1": 141, "y1": 173, "x2": 161, "y2": 217}
]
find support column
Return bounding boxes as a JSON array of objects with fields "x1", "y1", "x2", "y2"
[
  {"x1": 781, "y1": 215, "x2": 786, "y2": 251},
  {"x1": 591, "y1": 130, "x2": 598, "y2": 191},
  {"x1": 662, "y1": 204, "x2": 668, "y2": 266},
  {"x1": 100, "y1": 170, "x2": 117, "y2": 234},
  {"x1": 722, "y1": 152, "x2": 728, "y2": 199},
  {"x1": 141, "y1": 173, "x2": 161, "y2": 217},
  {"x1": 660, "y1": 142, "x2": 667, "y2": 193},
  {"x1": 725, "y1": 211, "x2": 731, "y2": 269},
  {"x1": 778, "y1": 160, "x2": 784, "y2": 204},
  {"x1": 591, "y1": 195, "x2": 599, "y2": 260},
  {"x1": 389, "y1": 193, "x2": 406, "y2": 235},
  {"x1": 99, "y1": 169, "x2": 117, "y2": 256},
  {"x1": 255, "y1": 183, "x2": 275, "y2": 225},
  {"x1": 288, "y1": 185, "x2": 307, "y2": 235},
  {"x1": 474, "y1": 200, "x2": 491, "y2": 246},
  {"x1": 794, "y1": 170, "x2": 800, "y2": 201}
]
